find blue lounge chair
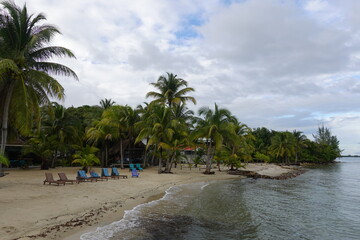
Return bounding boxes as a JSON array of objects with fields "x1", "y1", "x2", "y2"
[
  {"x1": 102, "y1": 168, "x2": 118, "y2": 179},
  {"x1": 77, "y1": 170, "x2": 97, "y2": 182},
  {"x1": 129, "y1": 163, "x2": 136, "y2": 171},
  {"x1": 90, "y1": 170, "x2": 108, "y2": 181},
  {"x1": 135, "y1": 163, "x2": 143, "y2": 171},
  {"x1": 131, "y1": 169, "x2": 139, "y2": 178},
  {"x1": 111, "y1": 167, "x2": 128, "y2": 179}
]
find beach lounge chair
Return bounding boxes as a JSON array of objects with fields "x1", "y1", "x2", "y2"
[
  {"x1": 77, "y1": 170, "x2": 97, "y2": 182},
  {"x1": 90, "y1": 170, "x2": 108, "y2": 181},
  {"x1": 58, "y1": 173, "x2": 79, "y2": 184},
  {"x1": 131, "y1": 169, "x2": 139, "y2": 178},
  {"x1": 129, "y1": 163, "x2": 136, "y2": 171},
  {"x1": 44, "y1": 173, "x2": 65, "y2": 185},
  {"x1": 102, "y1": 168, "x2": 118, "y2": 179},
  {"x1": 135, "y1": 163, "x2": 143, "y2": 171},
  {"x1": 111, "y1": 167, "x2": 128, "y2": 179}
]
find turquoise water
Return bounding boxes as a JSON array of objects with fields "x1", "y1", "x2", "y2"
[{"x1": 81, "y1": 158, "x2": 360, "y2": 240}]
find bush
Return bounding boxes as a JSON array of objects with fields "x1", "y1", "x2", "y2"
[{"x1": 254, "y1": 152, "x2": 271, "y2": 163}]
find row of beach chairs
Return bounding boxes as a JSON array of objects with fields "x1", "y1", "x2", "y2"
[
  {"x1": 129, "y1": 163, "x2": 143, "y2": 171},
  {"x1": 44, "y1": 167, "x2": 140, "y2": 186}
]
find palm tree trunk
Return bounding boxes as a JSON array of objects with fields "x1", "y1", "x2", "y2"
[
  {"x1": 158, "y1": 147, "x2": 162, "y2": 174},
  {"x1": 120, "y1": 138, "x2": 124, "y2": 169},
  {"x1": 151, "y1": 146, "x2": 156, "y2": 166},
  {"x1": 164, "y1": 150, "x2": 171, "y2": 173},
  {"x1": 142, "y1": 137, "x2": 149, "y2": 167},
  {"x1": 168, "y1": 154, "x2": 175, "y2": 173},
  {"x1": 205, "y1": 142, "x2": 213, "y2": 174},
  {"x1": 0, "y1": 82, "x2": 15, "y2": 172},
  {"x1": 143, "y1": 149, "x2": 147, "y2": 167},
  {"x1": 51, "y1": 148, "x2": 58, "y2": 168},
  {"x1": 105, "y1": 144, "x2": 108, "y2": 167}
]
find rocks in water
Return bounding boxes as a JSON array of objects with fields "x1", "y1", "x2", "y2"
[{"x1": 228, "y1": 168, "x2": 305, "y2": 180}]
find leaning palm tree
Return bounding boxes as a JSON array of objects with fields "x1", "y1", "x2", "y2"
[
  {"x1": 0, "y1": 1, "x2": 77, "y2": 165},
  {"x1": 146, "y1": 72, "x2": 196, "y2": 108}
]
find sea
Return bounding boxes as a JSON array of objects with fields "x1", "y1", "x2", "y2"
[{"x1": 80, "y1": 157, "x2": 360, "y2": 240}]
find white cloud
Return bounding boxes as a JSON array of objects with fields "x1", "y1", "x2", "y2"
[{"x1": 10, "y1": 0, "x2": 360, "y2": 154}]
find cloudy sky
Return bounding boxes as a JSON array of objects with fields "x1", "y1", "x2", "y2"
[{"x1": 14, "y1": 0, "x2": 360, "y2": 154}]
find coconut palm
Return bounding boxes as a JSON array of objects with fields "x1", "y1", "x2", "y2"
[
  {"x1": 269, "y1": 131, "x2": 296, "y2": 164},
  {"x1": 72, "y1": 145, "x2": 100, "y2": 172},
  {"x1": 136, "y1": 104, "x2": 175, "y2": 173},
  {"x1": 120, "y1": 105, "x2": 141, "y2": 158},
  {"x1": 293, "y1": 130, "x2": 307, "y2": 163},
  {"x1": 193, "y1": 103, "x2": 233, "y2": 174},
  {"x1": 86, "y1": 120, "x2": 115, "y2": 167},
  {"x1": 99, "y1": 105, "x2": 127, "y2": 168},
  {"x1": 0, "y1": 152, "x2": 9, "y2": 168},
  {"x1": 224, "y1": 118, "x2": 254, "y2": 169},
  {"x1": 0, "y1": 1, "x2": 77, "y2": 168},
  {"x1": 146, "y1": 72, "x2": 196, "y2": 108},
  {"x1": 41, "y1": 102, "x2": 75, "y2": 168}
]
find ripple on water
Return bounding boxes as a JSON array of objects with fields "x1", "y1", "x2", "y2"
[{"x1": 81, "y1": 158, "x2": 360, "y2": 240}]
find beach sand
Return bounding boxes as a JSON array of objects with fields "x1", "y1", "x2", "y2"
[{"x1": 0, "y1": 164, "x2": 298, "y2": 240}]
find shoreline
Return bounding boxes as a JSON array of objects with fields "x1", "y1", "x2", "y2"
[{"x1": 0, "y1": 164, "x2": 301, "y2": 240}]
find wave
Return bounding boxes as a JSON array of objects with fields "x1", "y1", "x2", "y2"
[{"x1": 80, "y1": 182, "x2": 210, "y2": 240}]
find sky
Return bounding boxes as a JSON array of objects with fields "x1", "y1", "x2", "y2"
[{"x1": 13, "y1": 0, "x2": 360, "y2": 155}]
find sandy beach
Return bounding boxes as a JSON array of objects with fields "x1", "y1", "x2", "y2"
[{"x1": 0, "y1": 164, "x2": 299, "y2": 240}]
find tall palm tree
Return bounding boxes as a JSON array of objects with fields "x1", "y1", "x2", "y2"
[
  {"x1": 41, "y1": 102, "x2": 75, "y2": 168},
  {"x1": 146, "y1": 72, "x2": 196, "y2": 108},
  {"x1": 224, "y1": 118, "x2": 254, "y2": 169},
  {"x1": 136, "y1": 104, "x2": 174, "y2": 173},
  {"x1": 193, "y1": 103, "x2": 233, "y2": 174},
  {"x1": 0, "y1": 1, "x2": 77, "y2": 162},
  {"x1": 100, "y1": 105, "x2": 126, "y2": 168},
  {"x1": 119, "y1": 105, "x2": 141, "y2": 166},
  {"x1": 86, "y1": 120, "x2": 115, "y2": 167}
]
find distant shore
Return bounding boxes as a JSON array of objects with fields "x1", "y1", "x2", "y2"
[{"x1": 0, "y1": 164, "x2": 301, "y2": 240}]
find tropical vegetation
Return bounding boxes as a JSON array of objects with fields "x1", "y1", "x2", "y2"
[{"x1": 0, "y1": 2, "x2": 342, "y2": 174}]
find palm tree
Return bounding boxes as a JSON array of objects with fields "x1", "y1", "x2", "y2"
[
  {"x1": 72, "y1": 145, "x2": 100, "y2": 172},
  {"x1": 269, "y1": 131, "x2": 296, "y2": 164},
  {"x1": 225, "y1": 118, "x2": 254, "y2": 169},
  {"x1": 86, "y1": 121, "x2": 115, "y2": 167},
  {"x1": 193, "y1": 103, "x2": 233, "y2": 174},
  {"x1": 0, "y1": 152, "x2": 9, "y2": 168},
  {"x1": 100, "y1": 98, "x2": 115, "y2": 110},
  {"x1": 41, "y1": 102, "x2": 75, "y2": 168},
  {"x1": 293, "y1": 130, "x2": 307, "y2": 163},
  {"x1": 120, "y1": 105, "x2": 141, "y2": 161},
  {"x1": 146, "y1": 72, "x2": 196, "y2": 108},
  {"x1": 136, "y1": 104, "x2": 174, "y2": 173},
  {"x1": 100, "y1": 105, "x2": 126, "y2": 168},
  {"x1": 0, "y1": 1, "x2": 77, "y2": 168}
]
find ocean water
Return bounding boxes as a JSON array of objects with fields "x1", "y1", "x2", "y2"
[{"x1": 80, "y1": 158, "x2": 360, "y2": 240}]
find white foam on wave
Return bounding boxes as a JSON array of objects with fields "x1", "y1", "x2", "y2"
[
  {"x1": 201, "y1": 182, "x2": 210, "y2": 190},
  {"x1": 80, "y1": 185, "x2": 184, "y2": 240},
  {"x1": 80, "y1": 182, "x2": 214, "y2": 240}
]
